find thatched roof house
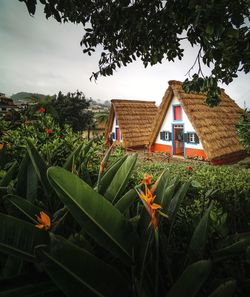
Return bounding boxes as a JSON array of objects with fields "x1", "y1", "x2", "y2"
[
  {"x1": 106, "y1": 99, "x2": 158, "y2": 148},
  {"x1": 149, "y1": 80, "x2": 246, "y2": 164}
]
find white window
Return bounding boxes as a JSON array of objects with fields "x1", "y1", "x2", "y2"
[
  {"x1": 189, "y1": 133, "x2": 195, "y2": 143},
  {"x1": 160, "y1": 131, "x2": 172, "y2": 141}
]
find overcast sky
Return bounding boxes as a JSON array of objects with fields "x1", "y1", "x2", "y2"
[{"x1": 0, "y1": 0, "x2": 249, "y2": 107}]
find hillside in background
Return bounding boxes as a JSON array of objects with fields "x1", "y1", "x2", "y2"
[
  {"x1": 10, "y1": 92, "x2": 111, "y2": 107},
  {"x1": 11, "y1": 92, "x2": 48, "y2": 102}
]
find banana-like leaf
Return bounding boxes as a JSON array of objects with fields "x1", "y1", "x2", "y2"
[
  {"x1": 1, "y1": 255, "x2": 23, "y2": 279},
  {"x1": 213, "y1": 239, "x2": 250, "y2": 259},
  {"x1": 47, "y1": 167, "x2": 135, "y2": 264},
  {"x1": 0, "y1": 276, "x2": 58, "y2": 297},
  {"x1": 63, "y1": 142, "x2": 84, "y2": 171},
  {"x1": 79, "y1": 163, "x2": 92, "y2": 186},
  {"x1": 82, "y1": 137, "x2": 97, "y2": 156},
  {"x1": 96, "y1": 145, "x2": 113, "y2": 191},
  {"x1": 154, "y1": 170, "x2": 170, "y2": 202},
  {"x1": 97, "y1": 155, "x2": 127, "y2": 195},
  {"x1": 26, "y1": 139, "x2": 51, "y2": 197},
  {"x1": 4, "y1": 194, "x2": 44, "y2": 224},
  {"x1": 115, "y1": 188, "x2": 137, "y2": 213},
  {"x1": 16, "y1": 153, "x2": 38, "y2": 202},
  {"x1": 167, "y1": 181, "x2": 190, "y2": 243},
  {"x1": 104, "y1": 154, "x2": 137, "y2": 203},
  {"x1": 167, "y1": 181, "x2": 189, "y2": 217},
  {"x1": 0, "y1": 161, "x2": 18, "y2": 187},
  {"x1": 187, "y1": 202, "x2": 214, "y2": 263},
  {"x1": 0, "y1": 213, "x2": 49, "y2": 262},
  {"x1": 167, "y1": 260, "x2": 212, "y2": 297},
  {"x1": 157, "y1": 176, "x2": 180, "y2": 212},
  {"x1": 36, "y1": 234, "x2": 130, "y2": 297},
  {"x1": 208, "y1": 280, "x2": 236, "y2": 297}
]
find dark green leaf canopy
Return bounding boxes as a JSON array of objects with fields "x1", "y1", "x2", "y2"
[{"x1": 19, "y1": 0, "x2": 250, "y2": 106}]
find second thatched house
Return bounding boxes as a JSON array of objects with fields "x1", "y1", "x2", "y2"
[
  {"x1": 149, "y1": 80, "x2": 246, "y2": 164},
  {"x1": 105, "y1": 99, "x2": 158, "y2": 148}
]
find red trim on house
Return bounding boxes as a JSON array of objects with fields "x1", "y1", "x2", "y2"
[
  {"x1": 150, "y1": 143, "x2": 172, "y2": 154},
  {"x1": 151, "y1": 143, "x2": 207, "y2": 159},
  {"x1": 185, "y1": 148, "x2": 207, "y2": 159}
]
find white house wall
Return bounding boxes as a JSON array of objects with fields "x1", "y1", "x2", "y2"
[
  {"x1": 155, "y1": 96, "x2": 203, "y2": 150},
  {"x1": 111, "y1": 115, "x2": 117, "y2": 136},
  {"x1": 111, "y1": 115, "x2": 123, "y2": 142}
]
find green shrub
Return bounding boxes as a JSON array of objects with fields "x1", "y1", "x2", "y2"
[
  {"x1": 0, "y1": 112, "x2": 82, "y2": 168},
  {"x1": 0, "y1": 144, "x2": 249, "y2": 297}
]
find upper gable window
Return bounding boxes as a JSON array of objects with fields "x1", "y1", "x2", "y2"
[{"x1": 173, "y1": 105, "x2": 182, "y2": 121}]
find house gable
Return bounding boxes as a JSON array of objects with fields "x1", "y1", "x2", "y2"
[
  {"x1": 153, "y1": 95, "x2": 205, "y2": 158},
  {"x1": 106, "y1": 99, "x2": 158, "y2": 148},
  {"x1": 149, "y1": 80, "x2": 246, "y2": 163}
]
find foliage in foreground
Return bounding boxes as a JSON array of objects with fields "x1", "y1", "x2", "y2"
[
  {"x1": 236, "y1": 109, "x2": 250, "y2": 153},
  {"x1": 0, "y1": 111, "x2": 86, "y2": 169},
  {"x1": 0, "y1": 142, "x2": 249, "y2": 297}
]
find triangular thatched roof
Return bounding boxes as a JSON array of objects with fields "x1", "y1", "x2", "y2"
[
  {"x1": 149, "y1": 80, "x2": 246, "y2": 161},
  {"x1": 106, "y1": 99, "x2": 158, "y2": 148}
]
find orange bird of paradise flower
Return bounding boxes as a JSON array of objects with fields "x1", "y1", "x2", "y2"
[
  {"x1": 38, "y1": 107, "x2": 46, "y2": 113},
  {"x1": 35, "y1": 211, "x2": 51, "y2": 230},
  {"x1": 137, "y1": 173, "x2": 162, "y2": 229}
]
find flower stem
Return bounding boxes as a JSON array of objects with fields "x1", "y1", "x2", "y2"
[{"x1": 154, "y1": 227, "x2": 159, "y2": 297}]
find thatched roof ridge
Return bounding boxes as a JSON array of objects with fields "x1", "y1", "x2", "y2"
[
  {"x1": 149, "y1": 80, "x2": 245, "y2": 161},
  {"x1": 106, "y1": 99, "x2": 158, "y2": 147}
]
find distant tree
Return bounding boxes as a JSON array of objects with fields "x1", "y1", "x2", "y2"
[
  {"x1": 20, "y1": 0, "x2": 250, "y2": 106},
  {"x1": 22, "y1": 95, "x2": 57, "y2": 120},
  {"x1": 52, "y1": 91, "x2": 93, "y2": 132},
  {"x1": 94, "y1": 113, "x2": 109, "y2": 125},
  {"x1": 236, "y1": 109, "x2": 250, "y2": 153},
  {"x1": 103, "y1": 100, "x2": 111, "y2": 108}
]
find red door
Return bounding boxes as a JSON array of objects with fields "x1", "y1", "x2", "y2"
[
  {"x1": 116, "y1": 128, "x2": 120, "y2": 141},
  {"x1": 173, "y1": 125, "x2": 184, "y2": 156}
]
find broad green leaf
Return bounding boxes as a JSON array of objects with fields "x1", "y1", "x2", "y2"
[
  {"x1": 115, "y1": 188, "x2": 137, "y2": 213},
  {"x1": 79, "y1": 163, "x2": 92, "y2": 186},
  {"x1": 16, "y1": 153, "x2": 38, "y2": 202},
  {"x1": 167, "y1": 182, "x2": 190, "y2": 243},
  {"x1": 1, "y1": 255, "x2": 23, "y2": 279},
  {"x1": 247, "y1": 246, "x2": 250, "y2": 264},
  {"x1": 0, "y1": 276, "x2": 58, "y2": 297},
  {"x1": 213, "y1": 239, "x2": 250, "y2": 259},
  {"x1": 36, "y1": 234, "x2": 130, "y2": 297},
  {"x1": 26, "y1": 139, "x2": 51, "y2": 197},
  {"x1": 63, "y1": 142, "x2": 84, "y2": 171},
  {"x1": 208, "y1": 280, "x2": 236, "y2": 297},
  {"x1": 167, "y1": 181, "x2": 189, "y2": 217},
  {"x1": 47, "y1": 167, "x2": 135, "y2": 263},
  {"x1": 167, "y1": 260, "x2": 212, "y2": 297},
  {"x1": 0, "y1": 161, "x2": 18, "y2": 187},
  {"x1": 97, "y1": 155, "x2": 127, "y2": 195},
  {"x1": 154, "y1": 169, "x2": 170, "y2": 203},
  {"x1": 4, "y1": 194, "x2": 44, "y2": 224},
  {"x1": 0, "y1": 213, "x2": 49, "y2": 262},
  {"x1": 187, "y1": 202, "x2": 214, "y2": 263},
  {"x1": 157, "y1": 176, "x2": 180, "y2": 212},
  {"x1": 96, "y1": 145, "x2": 113, "y2": 191},
  {"x1": 82, "y1": 137, "x2": 97, "y2": 156},
  {"x1": 104, "y1": 154, "x2": 137, "y2": 203}
]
